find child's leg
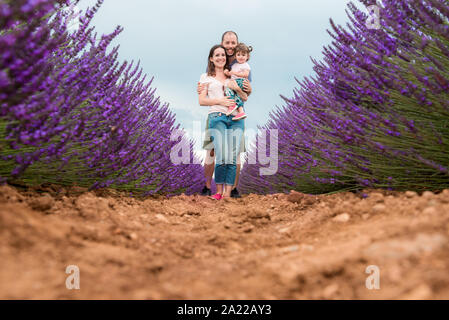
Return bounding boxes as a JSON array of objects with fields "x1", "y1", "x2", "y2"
[
  {"x1": 224, "y1": 81, "x2": 239, "y2": 116},
  {"x1": 226, "y1": 79, "x2": 245, "y2": 105},
  {"x1": 234, "y1": 78, "x2": 246, "y2": 91},
  {"x1": 234, "y1": 78, "x2": 246, "y2": 109},
  {"x1": 224, "y1": 86, "x2": 235, "y2": 102},
  {"x1": 232, "y1": 79, "x2": 247, "y2": 120},
  {"x1": 224, "y1": 84, "x2": 233, "y2": 96}
]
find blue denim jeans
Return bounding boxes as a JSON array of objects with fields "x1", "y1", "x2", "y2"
[{"x1": 208, "y1": 112, "x2": 245, "y2": 186}]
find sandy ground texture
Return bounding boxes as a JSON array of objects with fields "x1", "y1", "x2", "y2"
[{"x1": 1, "y1": 183, "x2": 449, "y2": 299}]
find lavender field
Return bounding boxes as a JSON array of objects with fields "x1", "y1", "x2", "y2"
[
  {"x1": 2, "y1": 0, "x2": 449, "y2": 301},
  {"x1": 1, "y1": 0, "x2": 449, "y2": 196},
  {"x1": 0, "y1": 0, "x2": 204, "y2": 196},
  {"x1": 240, "y1": 0, "x2": 449, "y2": 195}
]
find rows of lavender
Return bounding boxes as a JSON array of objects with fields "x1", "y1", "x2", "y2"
[
  {"x1": 240, "y1": 0, "x2": 449, "y2": 194},
  {"x1": 0, "y1": 0, "x2": 204, "y2": 195}
]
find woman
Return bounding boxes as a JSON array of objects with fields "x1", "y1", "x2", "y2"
[{"x1": 198, "y1": 45, "x2": 247, "y2": 200}]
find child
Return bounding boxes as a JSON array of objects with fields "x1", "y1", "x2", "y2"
[{"x1": 224, "y1": 43, "x2": 252, "y2": 121}]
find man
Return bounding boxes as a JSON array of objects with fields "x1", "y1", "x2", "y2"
[{"x1": 198, "y1": 31, "x2": 252, "y2": 198}]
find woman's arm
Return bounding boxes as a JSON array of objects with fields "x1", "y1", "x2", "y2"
[
  {"x1": 198, "y1": 85, "x2": 218, "y2": 106},
  {"x1": 198, "y1": 85, "x2": 235, "y2": 106}
]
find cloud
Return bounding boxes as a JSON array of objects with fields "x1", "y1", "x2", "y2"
[
  {"x1": 191, "y1": 0, "x2": 264, "y2": 11},
  {"x1": 152, "y1": 80, "x2": 205, "y2": 118}
]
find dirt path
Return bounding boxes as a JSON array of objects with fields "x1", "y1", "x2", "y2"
[{"x1": 1, "y1": 184, "x2": 449, "y2": 299}]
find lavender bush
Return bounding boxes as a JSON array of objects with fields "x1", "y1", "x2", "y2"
[
  {"x1": 240, "y1": 0, "x2": 449, "y2": 194},
  {"x1": 0, "y1": 0, "x2": 204, "y2": 195}
]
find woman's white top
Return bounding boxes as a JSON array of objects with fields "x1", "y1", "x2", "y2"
[{"x1": 199, "y1": 73, "x2": 230, "y2": 114}]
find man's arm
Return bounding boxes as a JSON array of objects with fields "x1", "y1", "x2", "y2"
[
  {"x1": 243, "y1": 79, "x2": 252, "y2": 96},
  {"x1": 197, "y1": 82, "x2": 205, "y2": 95},
  {"x1": 226, "y1": 80, "x2": 248, "y2": 101}
]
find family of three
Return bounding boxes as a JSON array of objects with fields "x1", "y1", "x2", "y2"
[{"x1": 198, "y1": 31, "x2": 253, "y2": 200}]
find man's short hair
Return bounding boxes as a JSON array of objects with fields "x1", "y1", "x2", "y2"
[{"x1": 221, "y1": 31, "x2": 238, "y2": 43}]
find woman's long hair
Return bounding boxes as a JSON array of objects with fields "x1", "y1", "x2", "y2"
[{"x1": 207, "y1": 44, "x2": 229, "y2": 76}]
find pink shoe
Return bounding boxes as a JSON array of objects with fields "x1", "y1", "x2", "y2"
[
  {"x1": 226, "y1": 104, "x2": 238, "y2": 116},
  {"x1": 210, "y1": 193, "x2": 223, "y2": 200},
  {"x1": 232, "y1": 112, "x2": 247, "y2": 120}
]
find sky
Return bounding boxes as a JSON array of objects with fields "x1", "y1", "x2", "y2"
[{"x1": 74, "y1": 0, "x2": 366, "y2": 157}]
